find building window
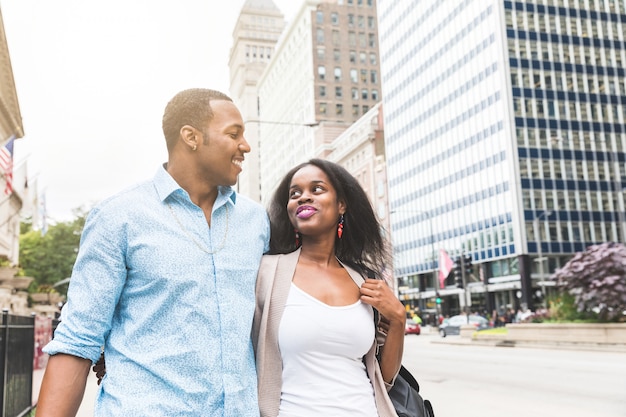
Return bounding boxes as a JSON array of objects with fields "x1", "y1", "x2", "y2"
[
  {"x1": 349, "y1": 50, "x2": 356, "y2": 63},
  {"x1": 359, "y1": 32, "x2": 367, "y2": 48},
  {"x1": 319, "y1": 86, "x2": 326, "y2": 97},
  {"x1": 318, "y1": 66, "x2": 326, "y2": 80},
  {"x1": 359, "y1": 51, "x2": 366, "y2": 64},
  {"x1": 362, "y1": 89, "x2": 368, "y2": 99},
  {"x1": 349, "y1": 32, "x2": 356, "y2": 47},
  {"x1": 368, "y1": 16, "x2": 375, "y2": 29},
  {"x1": 319, "y1": 102, "x2": 327, "y2": 114},
  {"x1": 368, "y1": 33, "x2": 376, "y2": 47},
  {"x1": 336, "y1": 103, "x2": 344, "y2": 115},
  {"x1": 360, "y1": 69, "x2": 368, "y2": 83},
  {"x1": 370, "y1": 70, "x2": 377, "y2": 83},
  {"x1": 334, "y1": 49, "x2": 341, "y2": 62},
  {"x1": 352, "y1": 87, "x2": 359, "y2": 99},
  {"x1": 362, "y1": 105, "x2": 369, "y2": 113},
  {"x1": 348, "y1": 14, "x2": 354, "y2": 27},
  {"x1": 358, "y1": 15, "x2": 365, "y2": 28},
  {"x1": 334, "y1": 67, "x2": 342, "y2": 81},
  {"x1": 317, "y1": 48, "x2": 325, "y2": 60},
  {"x1": 332, "y1": 30, "x2": 340, "y2": 46},
  {"x1": 369, "y1": 53, "x2": 377, "y2": 65},
  {"x1": 352, "y1": 104, "x2": 359, "y2": 116},
  {"x1": 331, "y1": 12, "x2": 339, "y2": 25},
  {"x1": 350, "y1": 69, "x2": 358, "y2": 83},
  {"x1": 335, "y1": 86, "x2": 343, "y2": 98},
  {"x1": 316, "y1": 11, "x2": 324, "y2": 24},
  {"x1": 371, "y1": 89, "x2": 378, "y2": 100},
  {"x1": 317, "y1": 28, "x2": 324, "y2": 43}
]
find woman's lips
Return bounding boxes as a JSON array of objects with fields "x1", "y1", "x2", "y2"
[{"x1": 296, "y1": 206, "x2": 316, "y2": 219}]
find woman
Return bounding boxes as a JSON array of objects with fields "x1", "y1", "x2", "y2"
[{"x1": 253, "y1": 159, "x2": 406, "y2": 417}]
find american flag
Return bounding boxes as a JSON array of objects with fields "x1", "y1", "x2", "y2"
[{"x1": 0, "y1": 136, "x2": 15, "y2": 195}]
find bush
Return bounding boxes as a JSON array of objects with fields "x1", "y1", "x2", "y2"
[
  {"x1": 547, "y1": 293, "x2": 599, "y2": 322},
  {"x1": 551, "y1": 242, "x2": 626, "y2": 322}
]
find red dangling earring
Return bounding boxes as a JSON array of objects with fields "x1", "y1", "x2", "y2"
[
  {"x1": 294, "y1": 228, "x2": 300, "y2": 247},
  {"x1": 337, "y1": 214, "x2": 344, "y2": 239}
]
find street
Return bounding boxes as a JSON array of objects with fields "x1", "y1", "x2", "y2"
[{"x1": 403, "y1": 332, "x2": 626, "y2": 417}]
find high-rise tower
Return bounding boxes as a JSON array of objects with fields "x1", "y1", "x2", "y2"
[
  {"x1": 377, "y1": 0, "x2": 626, "y2": 314},
  {"x1": 229, "y1": 0, "x2": 285, "y2": 202},
  {"x1": 256, "y1": 0, "x2": 382, "y2": 202}
]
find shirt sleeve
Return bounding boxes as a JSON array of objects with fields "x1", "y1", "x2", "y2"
[
  {"x1": 43, "y1": 202, "x2": 128, "y2": 363},
  {"x1": 262, "y1": 211, "x2": 271, "y2": 254}
]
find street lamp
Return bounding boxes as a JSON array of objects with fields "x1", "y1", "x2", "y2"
[
  {"x1": 533, "y1": 209, "x2": 552, "y2": 305},
  {"x1": 244, "y1": 119, "x2": 320, "y2": 128},
  {"x1": 241, "y1": 120, "x2": 320, "y2": 202}
]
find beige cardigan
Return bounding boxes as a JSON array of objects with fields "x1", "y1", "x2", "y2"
[{"x1": 252, "y1": 249, "x2": 398, "y2": 417}]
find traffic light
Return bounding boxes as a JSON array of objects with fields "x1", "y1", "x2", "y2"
[
  {"x1": 435, "y1": 292, "x2": 442, "y2": 304},
  {"x1": 463, "y1": 254, "x2": 473, "y2": 275},
  {"x1": 453, "y1": 257, "x2": 463, "y2": 288}
]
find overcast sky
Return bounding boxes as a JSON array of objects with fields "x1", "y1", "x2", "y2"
[{"x1": 1, "y1": 0, "x2": 298, "y2": 222}]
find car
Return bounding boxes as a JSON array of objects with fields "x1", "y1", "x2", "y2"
[
  {"x1": 405, "y1": 321, "x2": 421, "y2": 335},
  {"x1": 438, "y1": 314, "x2": 490, "y2": 337}
]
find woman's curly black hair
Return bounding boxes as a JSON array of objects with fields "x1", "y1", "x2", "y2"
[{"x1": 267, "y1": 158, "x2": 390, "y2": 279}]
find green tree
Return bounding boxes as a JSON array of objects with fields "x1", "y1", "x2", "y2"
[{"x1": 19, "y1": 209, "x2": 88, "y2": 295}]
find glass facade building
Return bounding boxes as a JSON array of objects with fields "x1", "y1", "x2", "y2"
[{"x1": 377, "y1": 0, "x2": 625, "y2": 316}]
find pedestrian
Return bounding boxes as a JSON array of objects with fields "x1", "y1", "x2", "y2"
[
  {"x1": 253, "y1": 159, "x2": 405, "y2": 416},
  {"x1": 412, "y1": 312, "x2": 422, "y2": 325},
  {"x1": 36, "y1": 88, "x2": 270, "y2": 416}
]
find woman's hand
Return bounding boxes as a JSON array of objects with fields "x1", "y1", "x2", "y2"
[
  {"x1": 360, "y1": 278, "x2": 406, "y2": 328},
  {"x1": 360, "y1": 278, "x2": 406, "y2": 384},
  {"x1": 92, "y1": 352, "x2": 106, "y2": 385}
]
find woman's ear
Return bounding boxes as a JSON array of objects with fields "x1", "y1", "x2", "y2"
[{"x1": 338, "y1": 200, "x2": 347, "y2": 215}]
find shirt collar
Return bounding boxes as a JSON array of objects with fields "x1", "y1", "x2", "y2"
[{"x1": 153, "y1": 163, "x2": 237, "y2": 206}]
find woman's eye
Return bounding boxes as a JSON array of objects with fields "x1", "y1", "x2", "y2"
[
  {"x1": 313, "y1": 185, "x2": 324, "y2": 192},
  {"x1": 289, "y1": 190, "x2": 301, "y2": 198}
]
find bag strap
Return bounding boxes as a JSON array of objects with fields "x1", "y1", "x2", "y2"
[{"x1": 398, "y1": 365, "x2": 420, "y2": 393}]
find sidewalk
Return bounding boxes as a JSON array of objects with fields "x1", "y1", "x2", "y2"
[
  {"x1": 32, "y1": 368, "x2": 98, "y2": 416},
  {"x1": 429, "y1": 331, "x2": 626, "y2": 352}
]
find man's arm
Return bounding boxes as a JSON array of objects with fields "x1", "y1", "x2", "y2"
[{"x1": 35, "y1": 353, "x2": 92, "y2": 417}]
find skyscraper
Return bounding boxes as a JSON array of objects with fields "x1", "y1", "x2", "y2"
[
  {"x1": 229, "y1": 0, "x2": 285, "y2": 202},
  {"x1": 256, "y1": 0, "x2": 382, "y2": 202},
  {"x1": 377, "y1": 0, "x2": 626, "y2": 315}
]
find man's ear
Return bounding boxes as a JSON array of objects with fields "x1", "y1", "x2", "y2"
[{"x1": 180, "y1": 125, "x2": 198, "y2": 150}]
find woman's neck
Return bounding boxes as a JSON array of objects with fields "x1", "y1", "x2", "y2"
[{"x1": 298, "y1": 244, "x2": 338, "y2": 268}]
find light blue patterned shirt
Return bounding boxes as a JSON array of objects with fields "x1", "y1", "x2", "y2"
[{"x1": 44, "y1": 165, "x2": 270, "y2": 416}]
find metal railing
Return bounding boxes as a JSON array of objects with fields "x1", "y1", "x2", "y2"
[{"x1": 0, "y1": 310, "x2": 35, "y2": 417}]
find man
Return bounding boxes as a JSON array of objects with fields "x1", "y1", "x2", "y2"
[{"x1": 36, "y1": 89, "x2": 270, "y2": 416}]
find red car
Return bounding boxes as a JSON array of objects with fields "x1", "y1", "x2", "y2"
[{"x1": 404, "y1": 322, "x2": 421, "y2": 335}]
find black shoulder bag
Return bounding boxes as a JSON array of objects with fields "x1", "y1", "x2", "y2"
[
  {"x1": 388, "y1": 364, "x2": 435, "y2": 417},
  {"x1": 373, "y1": 307, "x2": 434, "y2": 417}
]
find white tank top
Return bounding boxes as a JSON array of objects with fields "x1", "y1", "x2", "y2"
[{"x1": 277, "y1": 283, "x2": 379, "y2": 417}]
